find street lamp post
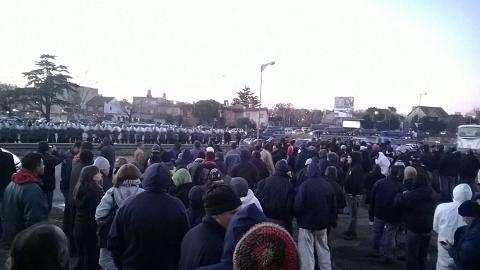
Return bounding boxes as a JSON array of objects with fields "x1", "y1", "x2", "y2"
[
  {"x1": 257, "y1": 61, "x2": 275, "y2": 140},
  {"x1": 418, "y1": 92, "x2": 428, "y2": 106}
]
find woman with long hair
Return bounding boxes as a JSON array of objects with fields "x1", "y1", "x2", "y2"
[
  {"x1": 73, "y1": 165, "x2": 104, "y2": 270},
  {"x1": 95, "y1": 164, "x2": 144, "y2": 270}
]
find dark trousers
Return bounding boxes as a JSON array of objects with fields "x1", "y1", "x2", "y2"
[
  {"x1": 406, "y1": 231, "x2": 430, "y2": 270},
  {"x1": 45, "y1": 190, "x2": 53, "y2": 212},
  {"x1": 74, "y1": 228, "x2": 101, "y2": 270}
]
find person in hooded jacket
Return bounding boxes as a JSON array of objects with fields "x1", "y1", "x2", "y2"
[
  {"x1": 37, "y1": 142, "x2": 62, "y2": 212},
  {"x1": 60, "y1": 142, "x2": 82, "y2": 204},
  {"x1": 402, "y1": 166, "x2": 418, "y2": 192},
  {"x1": 369, "y1": 165, "x2": 405, "y2": 262},
  {"x1": 98, "y1": 137, "x2": 115, "y2": 176},
  {"x1": 458, "y1": 150, "x2": 480, "y2": 196},
  {"x1": 395, "y1": 174, "x2": 438, "y2": 270},
  {"x1": 255, "y1": 159, "x2": 294, "y2": 232},
  {"x1": 374, "y1": 151, "x2": 391, "y2": 177},
  {"x1": 96, "y1": 164, "x2": 144, "y2": 270},
  {"x1": 230, "y1": 177, "x2": 263, "y2": 211},
  {"x1": 193, "y1": 151, "x2": 218, "y2": 186},
  {"x1": 179, "y1": 184, "x2": 241, "y2": 270},
  {"x1": 294, "y1": 158, "x2": 337, "y2": 270},
  {"x1": 108, "y1": 163, "x2": 189, "y2": 270},
  {"x1": 229, "y1": 150, "x2": 260, "y2": 190},
  {"x1": 169, "y1": 168, "x2": 194, "y2": 208},
  {"x1": 197, "y1": 204, "x2": 267, "y2": 270},
  {"x1": 433, "y1": 184, "x2": 472, "y2": 270},
  {"x1": 1, "y1": 153, "x2": 48, "y2": 248},
  {"x1": 325, "y1": 166, "x2": 346, "y2": 213},
  {"x1": 72, "y1": 165, "x2": 104, "y2": 270},
  {"x1": 446, "y1": 200, "x2": 480, "y2": 270},
  {"x1": 251, "y1": 151, "x2": 270, "y2": 180},
  {"x1": 364, "y1": 165, "x2": 384, "y2": 204},
  {"x1": 215, "y1": 152, "x2": 227, "y2": 177},
  {"x1": 343, "y1": 151, "x2": 365, "y2": 240},
  {"x1": 294, "y1": 144, "x2": 310, "y2": 173},
  {"x1": 187, "y1": 185, "x2": 206, "y2": 227}
]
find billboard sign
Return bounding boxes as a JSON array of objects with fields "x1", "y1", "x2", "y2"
[
  {"x1": 342, "y1": 120, "x2": 361, "y2": 129},
  {"x1": 334, "y1": 97, "x2": 354, "y2": 111}
]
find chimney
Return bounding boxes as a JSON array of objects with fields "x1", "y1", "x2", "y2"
[{"x1": 162, "y1": 92, "x2": 166, "y2": 99}]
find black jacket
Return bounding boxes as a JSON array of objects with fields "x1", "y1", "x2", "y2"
[
  {"x1": 294, "y1": 149, "x2": 311, "y2": 172},
  {"x1": 369, "y1": 177, "x2": 402, "y2": 223},
  {"x1": 230, "y1": 161, "x2": 259, "y2": 189},
  {"x1": 169, "y1": 182, "x2": 194, "y2": 209},
  {"x1": 395, "y1": 185, "x2": 438, "y2": 233},
  {"x1": 294, "y1": 162, "x2": 337, "y2": 230},
  {"x1": 459, "y1": 153, "x2": 480, "y2": 179},
  {"x1": 179, "y1": 216, "x2": 226, "y2": 270},
  {"x1": 187, "y1": 202, "x2": 206, "y2": 228},
  {"x1": 449, "y1": 218, "x2": 480, "y2": 270},
  {"x1": 40, "y1": 152, "x2": 61, "y2": 192},
  {"x1": 73, "y1": 186, "x2": 103, "y2": 238},
  {"x1": 0, "y1": 149, "x2": 16, "y2": 192},
  {"x1": 108, "y1": 163, "x2": 189, "y2": 270},
  {"x1": 326, "y1": 176, "x2": 346, "y2": 211},
  {"x1": 60, "y1": 150, "x2": 75, "y2": 193},
  {"x1": 255, "y1": 170, "x2": 294, "y2": 222},
  {"x1": 344, "y1": 164, "x2": 365, "y2": 196},
  {"x1": 251, "y1": 157, "x2": 270, "y2": 180},
  {"x1": 439, "y1": 151, "x2": 460, "y2": 177}
]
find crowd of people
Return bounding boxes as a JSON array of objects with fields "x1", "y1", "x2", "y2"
[
  {"x1": 0, "y1": 135, "x2": 480, "y2": 270},
  {"x1": 0, "y1": 121, "x2": 243, "y2": 145}
]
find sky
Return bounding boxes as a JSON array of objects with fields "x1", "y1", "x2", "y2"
[{"x1": 1, "y1": 0, "x2": 479, "y2": 114}]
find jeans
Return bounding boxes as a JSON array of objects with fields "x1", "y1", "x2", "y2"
[
  {"x1": 439, "y1": 176, "x2": 457, "y2": 202},
  {"x1": 298, "y1": 228, "x2": 332, "y2": 270},
  {"x1": 406, "y1": 231, "x2": 430, "y2": 270},
  {"x1": 372, "y1": 218, "x2": 399, "y2": 259},
  {"x1": 346, "y1": 195, "x2": 360, "y2": 235}
]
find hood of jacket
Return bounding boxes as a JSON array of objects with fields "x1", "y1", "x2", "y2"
[
  {"x1": 305, "y1": 158, "x2": 321, "y2": 179},
  {"x1": 142, "y1": 163, "x2": 173, "y2": 192},
  {"x1": 274, "y1": 159, "x2": 289, "y2": 175},
  {"x1": 11, "y1": 169, "x2": 41, "y2": 185},
  {"x1": 172, "y1": 168, "x2": 192, "y2": 187},
  {"x1": 452, "y1": 184, "x2": 472, "y2": 203},
  {"x1": 201, "y1": 204, "x2": 266, "y2": 269},
  {"x1": 112, "y1": 184, "x2": 144, "y2": 207}
]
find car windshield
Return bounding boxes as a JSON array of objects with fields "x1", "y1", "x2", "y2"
[{"x1": 458, "y1": 127, "x2": 480, "y2": 138}]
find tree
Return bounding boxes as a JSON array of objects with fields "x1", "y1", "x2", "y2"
[
  {"x1": 193, "y1": 99, "x2": 221, "y2": 125},
  {"x1": 236, "y1": 117, "x2": 257, "y2": 130},
  {"x1": 232, "y1": 86, "x2": 259, "y2": 108},
  {"x1": 418, "y1": 116, "x2": 447, "y2": 134},
  {"x1": 119, "y1": 99, "x2": 134, "y2": 123},
  {"x1": 0, "y1": 83, "x2": 21, "y2": 115},
  {"x1": 22, "y1": 54, "x2": 78, "y2": 122}
]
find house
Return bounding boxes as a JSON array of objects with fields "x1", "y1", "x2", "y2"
[
  {"x1": 221, "y1": 104, "x2": 268, "y2": 128},
  {"x1": 132, "y1": 90, "x2": 182, "y2": 122},
  {"x1": 407, "y1": 106, "x2": 448, "y2": 122},
  {"x1": 86, "y1": 96, "x2": 125, "y2": 121}
]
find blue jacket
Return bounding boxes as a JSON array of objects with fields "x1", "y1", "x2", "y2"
[
  {"x1": 294, "y1": 161, "x2": 337, "y2": 230},
  {"x1": 108, "y1": 163, "x2": 189, "y2": 270},
  {"x1": 198, "y1": 204, "x2": 266, "y2": 270},
  {"x1": 369, "y1": 176, "x2": 402, "y2": 223}
]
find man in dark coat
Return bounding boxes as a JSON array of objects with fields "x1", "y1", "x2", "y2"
[
  {"x1": 37, "y1": 142, "x2": 62, "y2": 212},
  {"x1": 197, "y1": 204, "x2": 266, "y2": 270},
  {"x1": 439, "y1": 148, "x2": 460, "y2": 202},
  {"x1": 0, "y1": 147, "x2": 16, "y2": 236},
  {"x1": 459, "y1": 150, "x2": 480, "y2": 196},
  {"x1": 1, "y1": 153, "x2": 48, "y2": 248},
  {"x1": 251, "y1": 151, "x2": 269, "y2": 181},
  {"x1": 98, "y1": 137, "x2": 115, "y2": 186},
  {"x1": 108, "y1": 163, "x2": 189, "y2": 270},
  {"x1": 255, "y1": 159, "x2": 294, "y2": 232},
  {"x1": 343, "y1": 151, "x2": 365, "y2": 240},
  {"x1": 179, "y1": 184, "x2": 241, "y2": 270},
  {"x1": 60, "y1": 142, "x2": 81, "y2": 205},
  {"x1": 294, "y1": 159, "x2": 337, "y2": 270},
  {"x1": 224, "y1": 142, "x2": 241, "y2": 173},
  {"x1": 395, "y1": 174, "x2": 438, "y2": 270},
  {"x1": 229, "y1": 150, "x2": 259, "y2": 189},
  {"x1": 447, "y1": 200, "x2": 480, "y2": 270},
  {"x1": 369, "y1": 165, "x2": 404, "y2": 261}
]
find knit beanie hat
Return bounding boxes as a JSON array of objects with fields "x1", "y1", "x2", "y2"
[
  {"x1": 230, "y1": 177, "x2": 249, "y2": 197},
  {"x1": 233, "y1": 223, "x2": 299, "y2": 270},
  {"x1": 458, "y1": 200, "x2": 480, "y2": 217},
  {"x1": 172, "y1": 168, "x2": 192, "y2": 187},
  {"x1": 151, "y1": 144, "x2": 162, "y2": 153},
  {"x1": 204, "y1": 184, "x2": 241, "y2": 216},
  {"x1": 94, "y1": 156, "x2": 110, "y2": 171}
]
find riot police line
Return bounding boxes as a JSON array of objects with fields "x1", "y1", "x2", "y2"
[{"x1": 0, "y1": 122, "x2": 244, "y2": 145}]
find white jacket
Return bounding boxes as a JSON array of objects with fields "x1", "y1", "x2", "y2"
[
  {"x1": 95, "y1": 180, "x2": 144, "y2": 222},
  {"x1": 375, "y1": 152, "x2": 391, "y2": 176},
  {"x1": 240, "y1": 189, "x2": 263, "y2": 212},
  {"x1": 433, "y1": 184, "x2": 472, "y2": 270}
]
